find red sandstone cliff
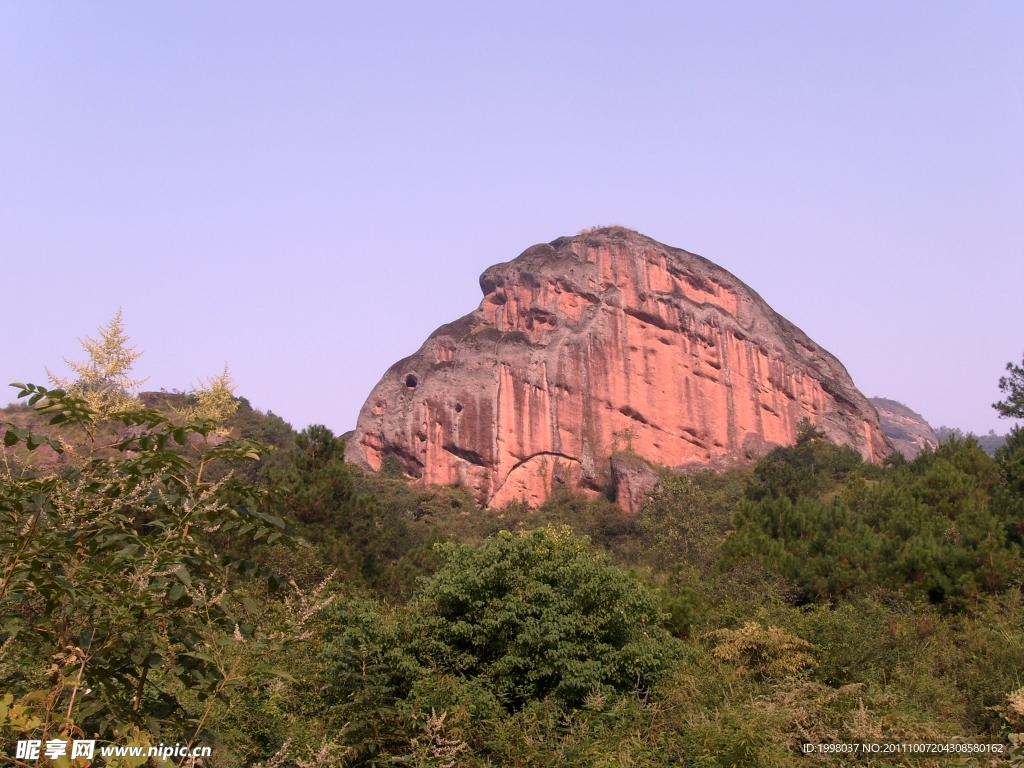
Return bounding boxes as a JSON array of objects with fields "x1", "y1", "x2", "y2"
[{"x1": 346, "y1": 228, "x2": 891, "y2": 508}]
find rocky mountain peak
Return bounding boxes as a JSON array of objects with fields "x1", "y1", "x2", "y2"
[{"x1": 347, "y1": 229, "x2": 891, "y2": 508}]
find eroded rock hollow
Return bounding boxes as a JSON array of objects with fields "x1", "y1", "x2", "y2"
[{"x1": 346, "y1": 228, "x2": 891, "y2": 508}]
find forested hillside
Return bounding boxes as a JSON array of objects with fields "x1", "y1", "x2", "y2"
[
  {"x1": 3, "y1": 321, "x2": 1024, "y2": 767},
  {"x1": 935, "y1": 427, "x2": 1008, "y2": 457}
]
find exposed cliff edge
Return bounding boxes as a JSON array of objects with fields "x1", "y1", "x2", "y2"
[
  {"x1": 869, "y1": 397, "x2": 939, "y2": 459},
  {"x1": 347, "y1": 228, "x2": 892, "y2": 508}
]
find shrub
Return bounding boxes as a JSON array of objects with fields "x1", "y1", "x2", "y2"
[
  {"x1": 705, "y1": 622, "x2": 815, "y2": 679},
  {"x1": 411, "y1": 526, "x2": 676, "y2": 709}
]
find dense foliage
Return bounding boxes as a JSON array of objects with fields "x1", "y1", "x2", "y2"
[
  {"x1": 411, "y1": 527, "x2": 673, "y2": 708},
  {"x1": 725, "y1": 433, "x2": 1018, "y2": 608},
  {"x1": 0, "y1": 385, "x2": 302, "y2": 764},
  {"x1": 4, "y1": 337, "x2": 1024, "y2": 767}
]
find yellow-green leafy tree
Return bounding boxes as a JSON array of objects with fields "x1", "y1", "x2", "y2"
[
  {"x1": 47, "y1": 309, "x2": 147, "y2": 419},
  {"x1": 175, "y1": 364, "x2": 240, "y2": 435},
  {"x1": 1, "y1": 321, "x2": 312, "y2": 762}
]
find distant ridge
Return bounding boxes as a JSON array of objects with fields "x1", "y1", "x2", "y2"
[
  {"x1": 869, "y1": 398, "x2": 938, "y2": 459},
  {"x1": 870, "y1": 397, "x2": 1008, "y2": 457},
  {"x1": 934, "y1": 425, "x2": 1008, "y2": 456}
]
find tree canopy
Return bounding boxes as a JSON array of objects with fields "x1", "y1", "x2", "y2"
[
  {"x1": 46, "y1": 309, "x2": 147, "y2": 418},
  {"x1": 994, "y1": 353, "x2": 1024, "y2": 420}
]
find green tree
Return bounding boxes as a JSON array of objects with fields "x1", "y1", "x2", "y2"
[
  {"x1": 318, "y1": 596, "x2": 423, "y2": 765},
  {"x1": 994, "y1": 352, "x2": 1024, "y2": 420},
  {"x1": 747, "y1": 425, "x2": 863, "y2": 502},
  {"x1": 0, "y1": 383, "x2": 304, "y2": 755},
  {"x1": 410, "y1": 526, "x2": 675, "y2": 709},
  {"x1": 992, "y1": 354, "x2": 1024, "y2": 546},
  {"x1": 639, "y1": 473, "x2": 720, "y2": 572},
  {"x1": 316, "y1": 527, "x2": 677, "y2": 764},
  {"x1": 266, "y1": 426, "x2": 421, "y2": 591},
  {"x1": 273, "y1": 425, "x2": 355, "y2": 526},
  {"x1": 997, "y1": 428, "x2": 1024, "y2": 500},
  {"x1": 725, "y1": 436, "x2": 1016, "y2": 608}
]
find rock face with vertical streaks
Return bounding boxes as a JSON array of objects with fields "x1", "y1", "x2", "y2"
[{"x1": 346, "y1": 228, "x2": 892, "y2": 508}]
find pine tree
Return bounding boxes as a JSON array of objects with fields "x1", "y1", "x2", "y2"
[{"x1": 994, "y1": 353, "x2": 1024, "y2": 420}]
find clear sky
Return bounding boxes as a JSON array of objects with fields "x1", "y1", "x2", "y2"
[{"x1": 2, "y1": 2, "x2": 1022, "y2": 435}]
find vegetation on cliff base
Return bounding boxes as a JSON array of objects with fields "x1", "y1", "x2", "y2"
[
  {"x1": 3, "y1": 327, "x2": 1024, "y2": 766},
  {"x1": 725, "y1": 433, "x2": 1017, "y2": 608}
]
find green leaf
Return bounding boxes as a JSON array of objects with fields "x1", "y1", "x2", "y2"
[
  {"x1": 240, "y1": 597, "x2": 259, "y2": 614},
  {"x1": 168, "y1": 583, "x2": 186, "y2": 604},
  {"x1": 183, "y1": 650, "x2": 218, "y2": 665},
  {"x1": 53, "y1": 575, "x2": 75, "y2": 596},
  {"x1": 258, "y1": 668, "x2": 298, "y2": 683},
  {"x1": 173, "y1": 565, "x2": 193, "y2": 588}
]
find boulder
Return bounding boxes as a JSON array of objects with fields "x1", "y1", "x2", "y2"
[{"x1": 610, "y1": 453, "x2": 661, "y2": 513}]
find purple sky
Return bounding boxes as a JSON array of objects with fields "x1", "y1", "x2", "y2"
[{"x1": 2, "y1": 2, "x2": 1022, "y2": 436}]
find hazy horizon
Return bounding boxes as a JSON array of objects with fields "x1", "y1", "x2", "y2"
[{"x1": 3, "y1": 2, "x2": 1022, "y2": 436}]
